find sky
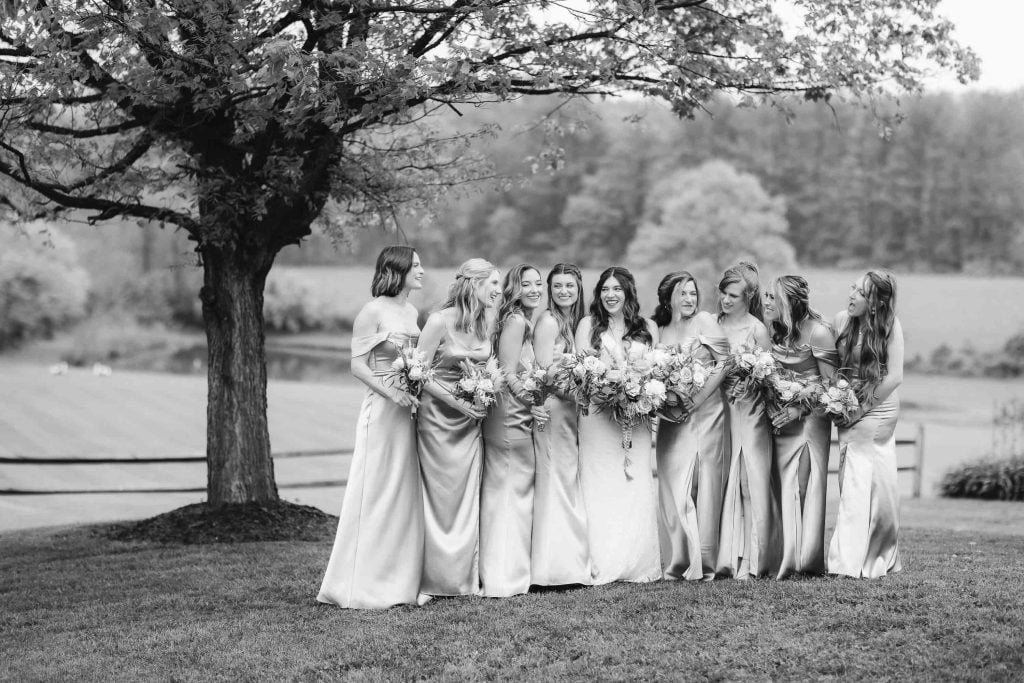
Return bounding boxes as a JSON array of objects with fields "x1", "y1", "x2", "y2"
[{"x1": 929, "y1": 0, "x2": 1024, "y2": 91}]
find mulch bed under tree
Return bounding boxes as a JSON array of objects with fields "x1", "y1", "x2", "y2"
[{"x1": 105, "y1": 500, "x2": 338, "y2": 545}]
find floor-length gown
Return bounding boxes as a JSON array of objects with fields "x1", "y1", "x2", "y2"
[
  {"x1": 579, "y1": 332, "x2": 661, "y2": 585},
  {"x1": 531, "y1": 339, "x2": 592, "y2": 586},
  {"x1": 480, "y1": 335, "x2": 536, "y2": 597},
  {"x1": 317, "y1": 330, "x2": 424, "y2": 609},
  {"x1": 417, "y1": 326, "x2": 491, "y2": 596},
  {"x1": 657, "y1": 335, "x2": 731, "y2": 581},
  {"x1": 717, "y1": 326, "x2": 781, "y2": 579},
  {"x1": 772, "y1": 342, "x2": 838, "y2": 579},
  {"x1": 827, "y1": 342, "x2": 902, "y2": 578}
]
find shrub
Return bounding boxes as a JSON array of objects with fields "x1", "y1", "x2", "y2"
[
  {"x1": 263, "y1": 271, "x2": 354, "y2": 333},
  {"x1": 60, "y1": 313, "x2": 174, "y2": 366},
  {"x1": 940, "y1": 458, "x2": 1024, "y2": 501},
  {"x1": 92, "y1": 267, "x2": 203, "y2": 327},
  {"x1": 0, "y1": 225, "x2": 90, "y2": 350}
]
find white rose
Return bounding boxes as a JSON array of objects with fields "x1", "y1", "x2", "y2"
[{"x1": 408, "y1": 367, "x2": 424, "y2": 381}]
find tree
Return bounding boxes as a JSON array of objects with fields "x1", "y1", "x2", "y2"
[
  {"x1": 626, "y1": 159, "x2": 796, "y2": 283},
  {"x1": 1, "y1": 1, "x2": 977, "y2": 506}
]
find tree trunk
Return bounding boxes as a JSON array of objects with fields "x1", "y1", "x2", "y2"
[{"x1": 200, "y1": 243, "x2": 278, "y2": 505}]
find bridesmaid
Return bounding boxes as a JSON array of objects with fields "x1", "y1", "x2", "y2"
[
  {"x1": 317, "y1": 246, "x2": 426, "y2": 609},
  {"x1": 480, "y1": 264, "x2": 546, "y2": 597},
  {"x1": 827, "y1": 271, "x2": 904, "y2": 578},
  {"x1": 531, "y1": 263, "x2": 592, "y2": 587},
  {"x1": 763, "y1": 275, "x2": 838, "y2": 579},
  {"x1": 416, "y1": 258, "x2": 501, "y2": 597},
  {"x1": 654, "y1": 272, "x2": 730, "y2": 581},
  {"x1": 575, "y1": 266, "x2": 662, "y2": 585},
  {"x1": 716, "y1": 262, "x2": 781, "y2": 579}
]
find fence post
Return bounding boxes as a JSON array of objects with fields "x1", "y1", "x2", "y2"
[{"x1": 912, "y1": 422, "x2": 925, "y2": 499}]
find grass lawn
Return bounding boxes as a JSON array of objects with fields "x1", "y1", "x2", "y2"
[{"x1": 2, "y1": 525, "x2": 1022, "y2": 681}]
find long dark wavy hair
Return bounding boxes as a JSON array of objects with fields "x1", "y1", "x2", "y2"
[
  {"x1": 492, "y1": 263, "x2": 540, "y2": 349},
  {"x1": 588, "y1": 266, "x2": 651, "y2": 350},
  {"x1": 651, "y1": 271, "x2": 699, "y2": 328},
  {"x1": 546, "y1": 263, "x2": 585, "y2": 351},
  {"x1": 717, "y1": 261, "x2": 763, "y2": 321},
  {"x1": 767, "y1": 275, "x2": 825, "y2": 348},
  {"x1": 370, "y1": 245, "x2": 416, "y2": 297},
  {"x1": 836, "y1": 270, "x2": 897, "y2": 397}
]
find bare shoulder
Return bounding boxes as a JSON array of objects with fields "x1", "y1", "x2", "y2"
[
  {"x1": 695, "y1": 311, "x2": 724, "y2": 334},
  {"x1": 808, "y1": 319, "x2": 836, "y2": 347},
  {"x1": 832, "y1": 310, "x2": 851, "y2": 335},
  {"x1": 503, "y1": 313, "x2": 528, "y2": 335},
  {"x1": 535, "y1": 310, "x2": 558, "y2": 334}
]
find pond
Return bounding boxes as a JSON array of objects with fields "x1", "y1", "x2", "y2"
[{"x1": 123, "y1": 344, "x2": 354, "y2": 384}]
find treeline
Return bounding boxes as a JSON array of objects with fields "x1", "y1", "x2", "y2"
[{"x1": 290, "y1": 89, "x2": 1024, "y2": 273}]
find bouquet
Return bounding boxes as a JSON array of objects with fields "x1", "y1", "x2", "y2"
[
  {"x1": 764, "y1": 369, "x2": 823, "y2": 431},
  {"x1": 726, "y1": 345, "x2": 778, "y2": 402},
  {"x1": 516, "y1": 362, "x2": 559, "y2": 431},
  {"x1": 549, "y1": 351, "x2": 607, "y2": 416},
  {"x1": 816, "y1": 373, "x2": 860, "y2": 422},
  {"x1": 587, "y1": 348, "x2": 669, "y2": 480},
  {"x1": 451, "y1": 358, "x2": 504, "y2": 413},
  {"x1": 650, "y1": 346, "x2": 716, "y2": 416},
  {"x1": 390, "y1": 344, "x2": 436, "y2": 416}
]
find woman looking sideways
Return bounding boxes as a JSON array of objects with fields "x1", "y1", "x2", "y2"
[
  {"x1": 575, "y1": 266, "x2": 662, "y2": 585},
  {"x1": 827, "y1": 271, "x2": 904, "y2": 578},
  {"x1": 763, "y1": 275, "x2": 838, "y2": 579},
  {"x1": 415, "y1": 258, "x2": 501, "y2": 597},
  {"x1": 317, "y1": 246, "x2": 426, "y2": 609},
  {"x1": 654, "y1": 271, "x2": 731, "y2": 581},
  {"x1": 530, "y1": 263, "x2": 592, "y2": 587},
  {"x1": 716, "y1": 262, "x2": 780, "y2": 579},
  {"x1": 480, "y1": 264, "x2": 547, "y2": 597}
]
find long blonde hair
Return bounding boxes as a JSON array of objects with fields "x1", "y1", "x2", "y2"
[
  {"x1": 440, "y1": 258, "x2": 496, "y2": 340},
  {"x1": 768, "y1": 275, "x2": 825, "y2": 348}
]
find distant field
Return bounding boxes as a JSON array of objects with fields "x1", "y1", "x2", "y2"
[{"x1": 276, "y1": 265, "x2": 1024, "y2": 355}]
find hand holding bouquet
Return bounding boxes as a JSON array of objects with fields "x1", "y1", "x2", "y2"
[
  {"x1": 816, "y1": 374, "x2": 860, "y2": 424},
  {"x1": 587, "y1": 348, "x2": 668, "y2": 479},
  {"x1": 549, "y1": 351, "x2": 607, "y2": 416},
  {"x1": 765, "y1": 369, "x2": 823, "y2": 432},
  {"x1": 517, "y1": 362, "x2": 558, "y2": 431},
  {"x1": 726, "y1": 345, "x2": 777, "y2": 403},
  {"x1": 390, "y1": 344, "x2": 436, "y2": 416},
  {"x1": 451, "y1": 358, "x2": 504, "y2": 416}
]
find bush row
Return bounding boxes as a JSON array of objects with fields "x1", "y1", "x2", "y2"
[
  {"x1": 906, "y1": 334, "x2": 1024, "y2": 379},
  {"x1": 940, "y1": 458, "x2": 1024, "y2": 501}
]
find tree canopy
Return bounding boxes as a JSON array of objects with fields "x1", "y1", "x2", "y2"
[{"x1": 0, "y1": 0, "x2": 979, "y2": 506}]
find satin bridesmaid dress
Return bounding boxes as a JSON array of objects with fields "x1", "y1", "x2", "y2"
[
  {"x1": 417, "y1": 326, "x2": 491, "y2": 596},
  {"x1": 717, "y1": 326, "x2": 781, "y2": 579},
  {"x1": 656, "y1": 334, "x2": 731, "y2": 581},
  {"x1": 578, "y1": 332, "x2": 661, "y2": 585},
  {"x1": 480, "y1": 330, "x2": 537, "y2": 597},
  {"x1": 317, "y1": 330, "x2": 424, "y2": 609},
  {"x1": 531, "y1": 338, "x2": 592, "y2": 586},
  {"x1": 772, "y1": 342, "x2": 838, "y2": 579},
  {"x1": 827, "y1": 340, "x2": 902, "y2": 578}
]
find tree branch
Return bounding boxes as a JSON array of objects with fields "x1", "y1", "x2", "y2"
[{"x1": 28, "y1": 119, "x2": 146, "y2": 138}]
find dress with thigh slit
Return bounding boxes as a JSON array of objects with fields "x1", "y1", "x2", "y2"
[{"x1": 772, "y1": 342, "x2": 838, "y2": 579}]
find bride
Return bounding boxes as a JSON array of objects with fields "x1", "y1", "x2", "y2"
[{"x1": 574, "y1": 266, "x2": 662, "y2": 585}]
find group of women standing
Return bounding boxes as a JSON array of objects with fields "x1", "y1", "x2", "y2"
[{"x1": 316, "y1": 247, "x2": 905, "y2": 610}]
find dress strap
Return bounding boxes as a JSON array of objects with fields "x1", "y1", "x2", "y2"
[
  {"x1": 351, "y1": 332, "x2": 390, "y2": 358},
  {"x1": 811, "y1": 345, "x2": 840, "y2": 367},
  {"x1": 697, "y1": 334, "x2": 732, "y2": 361}
]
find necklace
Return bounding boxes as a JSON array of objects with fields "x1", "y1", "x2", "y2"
[{"x1": 609, "y1": 319, "x2": 626, "y2": 338}]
